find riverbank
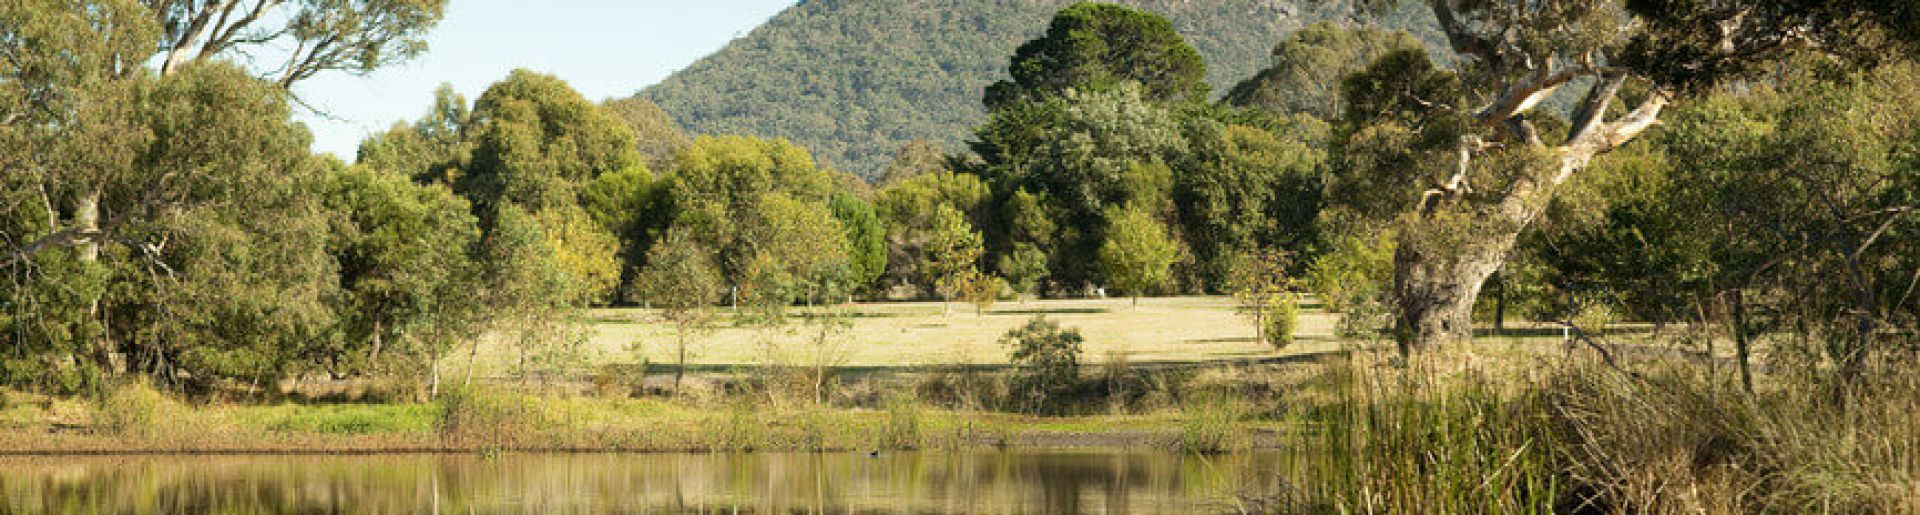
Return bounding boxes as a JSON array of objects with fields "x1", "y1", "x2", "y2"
[
  {"x1": 0, "y1": 379, "x2": 1283, "y2": 455},
  {"x1": 7, "y1": 345, "x2": 1916, "y2": 513}
]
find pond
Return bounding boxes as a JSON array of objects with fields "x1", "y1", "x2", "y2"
[{"x1": 0, "y1": 450, "x2": 1293, "y2": 513}]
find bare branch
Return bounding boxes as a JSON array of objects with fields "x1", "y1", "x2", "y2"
[
  {"x1": 1567, "y1": 72, "x2": 1628, "y2": 144},
  {"x1": 1476, "y1": 67, "x2": 1591, "y2": 125}
]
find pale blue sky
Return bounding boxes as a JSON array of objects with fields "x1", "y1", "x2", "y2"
[{"x1": 291, "y1": 0, "x2": 797, "y2": 160}]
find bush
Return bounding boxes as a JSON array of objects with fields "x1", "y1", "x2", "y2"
[
  {"x1": 435, "y1": 385, "x2": 536, "y2": 444},
  {"x1": 94, "y1": 380, "x2": 177, "y2": 438},
  {"x1": 1265, "y1": 295, "x2": 1299, "y2": 349},
  {"x1": 712, "y1": 399, "x2": 762, "y2": 452},
  {"x1": 1176, "y1": 390, "x2": 1249, "y2": 453},
  {"x1": 1002, "y1": 316, "x2": 1085, "y2": 414},
  {"x1": 878, "y1": 392, "x2": 924, "y2": 450}
]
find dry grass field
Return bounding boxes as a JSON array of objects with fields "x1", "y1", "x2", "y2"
[
  {"x1": 583, "y1": 296, "x2": 1346, "y2": 368},
  {"x1": 449, "y1": 296, "x2": 1362, "y2": 373}
]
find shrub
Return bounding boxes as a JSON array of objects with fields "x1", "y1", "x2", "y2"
[
  {"x1": 1002, "y1": 316, "x2": 1085, "y2": 414},
  {"x1": 435, "y1": 385, "x2": 536, "y2": 444},
  {"x1": 878, "y1": 392, "x2": 924, "y2": 450},
  {"x1": 94, "y1": 380, "x2": 177, "y2": 438},
  {"x1": 712, "y1": 399, "x2": 762, "y2": 452},
  {"x1": 1176, "y1": 390, "x2": 1249, "y2": 453},
  {"x1": 1265, "y1": 294, "x2": 1299, "y2": 349}
]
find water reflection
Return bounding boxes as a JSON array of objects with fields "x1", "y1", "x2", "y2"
[{"x1": 0, "y1": 450, "x2": 1287, "y2": 513}]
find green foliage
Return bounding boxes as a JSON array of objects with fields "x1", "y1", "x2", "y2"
[
  {"x1": 321, "y1": 165, "x2": 484, "y2": 373},
  {"x1": 974, "y1": 84, "x2": 1187, "y2": 289},
  {"x1": 878, "y1": 392, "x2": 925, "y2": 450},
  {"x1": 1176, "y1": 390, "x2": 1249, "y2": 453},
  {"x1": 880, "y1": 139, "x2": 949, "y2": 186},
  {"x1": 923, "y1": 205, "x2": 985, "y2": 304},
  {"x1": 874, "y1": 169, "x2": 988, "y2": 293},
  {"x1": 1307, "y1": 223, "x2": 1397, "y2": 338},
  {"x1": 996, "y1": 243, "x2": 1050, "y2": 299},
  {"x1": 641, "y1": 0, "x2": 1444, "y2": 179},
  {"x1": 1224, "y1": 21, "x2": 1430, "y2": 120},
  {"x1": 828, "y1": 193, "x2": 888, "y2": 294},
  {"x1": 660, "y1": 135, "x2": 854, "y2": 311},
  {"x1": 1002, "y1": 316, "x2": 1085, "y2": 414},
  {"x1": 601, "y1": 97, "x2": 690, "y2": 171},
  {"x1": 435, "y1": 384, "x2": 536, "y2": 443},
  {"x1": 460, "y1": 69, "x2": 643, "y2": 216},
  {"x1": 1227, "y1": 248, "x2": 1296, "y2": 348},
  {"x1": 1096, "y1": 205, "x2": 1179, "y2": 302},
  {"x1": 1177, "y1": 120, "x2": 1324, "y2": 289},
  {"x1": 94, "y1": 380, "x2": 176, "y2": 438},
  {"x1": 357, "y1": 83, "x2": 470, "y2": 184},
  {"x1": 709, "y1": 196, "x2": 845, "y2": 328},
  {"x1": 632, "y1": 231, "x2": 723, "y2": 394},
  {"x1": 985, "y1": 2, "x2": 1209, "y2": 109}
]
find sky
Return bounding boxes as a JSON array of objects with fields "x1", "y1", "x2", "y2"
[{"x1": 291, "y1": 0, "x2": 797, "y2": 160}]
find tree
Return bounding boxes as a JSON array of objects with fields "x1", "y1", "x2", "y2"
[
  {"x1": 873, "y1": 170, "x2": 988, "y2": 294},
  {"x1": 1, "y1": 59, "x2": 342, "y2": 390},
  {"x1": 972, "y1": 84, "x2": 1187, "y2": 290},
  {"x1": 477, "y1": 204, "x2": 588, "y2": 385},
  {"x1": 1002, "y1": 316, "x2": 1085, "y2": 415},
  {"x1": 984, "y1": 2, "x2": 1209, "y2": 110},
  {"x1": 321, "y1": 165, "x2": 483, "y2": 396},
  {"x1": 147, "y1": 0, "x2": 447, "y2": 87},
  {"x1": 923, "y1": 205, "x2": 984, "y2": 313},
  {"x1": 357, "y1": 83, "x2": 470, "y2": 185},
  {"x1": 829, "y1": 193, "x2": 888, "y2": 296},
  {"x1": 881, "y1": 139, "x2": 948, "y2": 186},
  {"x1": 1097, "y1": 206, "x2": 1179, "y2": 305},
  {"x1": 1337, "y1": 0, "x2": 1920, "y2": 351},
  {"x1": 632, "y1": 231, "x2": 723, "y2": 396},
  {"x1": 602, "y1": 97, "x2": 691, "y2": 172},
  {"x1": 735, "y1": 193, "x2": 851, "y2": 313},
  {"x1": 581, "y1": 165, "x2": 661, "y2": 300},
  {"x1": 960, "y1": 273, "x2": 1007, "y2": 316},
  {"x1": 1223, "y1": 22, "x2": 1427, "y2": 120},
  {"x1": 1227, "y1": 248, "x2": 1295, "y2": 348},
  {"x1": 459, "y1": 69, "x2": 644, "y2": 218},
  {"x1": 661, "y1": 135, "x2": 841, "y2": 294},
  {"x1": 997, "y1": 243, "x2": 1049, "y2": 302},
  {"x1": 1176, "y1": 120, "x2": 1324, "y2": 290}
]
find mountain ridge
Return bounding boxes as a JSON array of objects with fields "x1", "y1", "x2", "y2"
[{"x1": 640, "y1": 0, "x2": 1441, "y2": 179}]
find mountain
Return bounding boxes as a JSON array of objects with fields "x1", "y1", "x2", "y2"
[{"x1": 639, "y1": 0, "x2": 1442, "y2": 180}]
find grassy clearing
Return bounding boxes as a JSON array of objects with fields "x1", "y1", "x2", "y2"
[{"x1": 511, "y1": 297, "x2": 1340, "y2": 371}]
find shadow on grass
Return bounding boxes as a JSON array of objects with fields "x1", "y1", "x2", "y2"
[
  {"x1": 1183, "y1": 337, "x2": 1259, "y2": 344},
  {"x1": 644, "y1": 348, "x2": 1363, "y2": 377},
  {"x1": 986, "y1": 307, "x2": 1111, "y2": 316},
  {"x1": 1474, "y1": 327, "x2": 1566, "y2": 338}
]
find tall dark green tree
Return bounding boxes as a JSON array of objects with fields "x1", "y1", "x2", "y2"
[
  {"x1": 1224, "y1": 21, "x2": 1428, "y2": 120},
  {"x1": 983, "y1": 2, "x2": 1209, "y2": 110}
]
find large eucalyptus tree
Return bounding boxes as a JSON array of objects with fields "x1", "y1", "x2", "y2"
[{"x1": 1357, "y1": 0, "x2": 1920, "y2": 351}]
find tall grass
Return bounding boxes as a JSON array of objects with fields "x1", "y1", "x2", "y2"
[
  {"x1": 1275, "y1": 354, "x2": 1561, "y2": 513},
  {"x1": 1260, "y1": 349, "x2": 1920, "y2": 513},
  {"x1": 435, "y1": 385, "x2": 538, "y2": 447},
  {"x1": 1176, "y1": 389, "x2": 1250, "y2": 454},
  {"x1": 94, "y1": 380, "x2": 180, "y2": 439}
]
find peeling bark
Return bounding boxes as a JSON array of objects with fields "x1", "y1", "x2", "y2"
[{"x1": 1394, "y1": 77, "x2": 1669, "y2": 351}]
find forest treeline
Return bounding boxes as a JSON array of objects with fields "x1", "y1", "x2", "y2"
[{"x1": 4, "y1": 0, "x2": 1920, "y2": 397}]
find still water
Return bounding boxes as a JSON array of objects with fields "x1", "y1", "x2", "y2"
[{"x1": 0, "y1": 450, "x2": 1291, "y2": 514}]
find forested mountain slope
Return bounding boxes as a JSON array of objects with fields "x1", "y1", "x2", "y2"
[{"x1": 639, "y1": 0, "x2": 1441, "y2": 179}]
